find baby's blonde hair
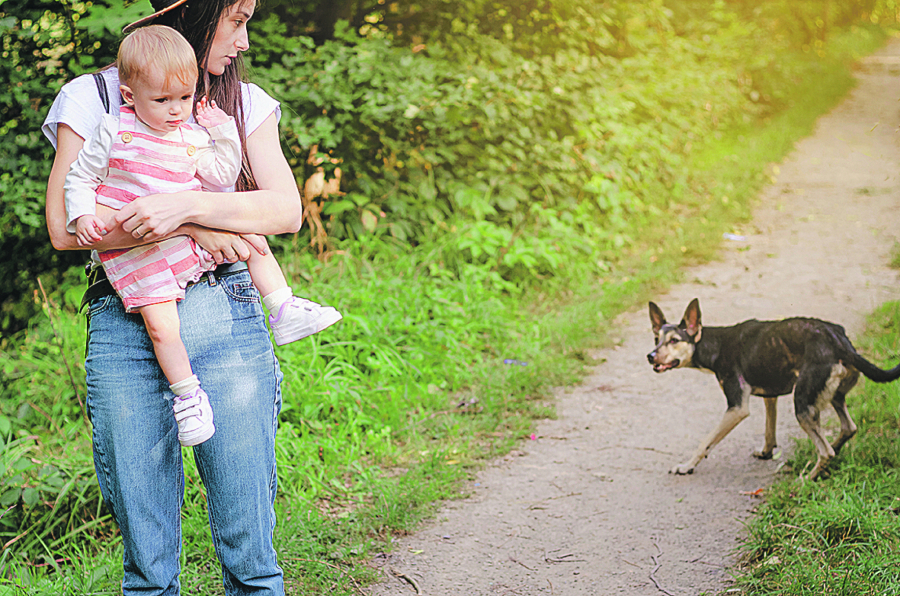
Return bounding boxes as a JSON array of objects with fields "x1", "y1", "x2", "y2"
[{"x1": 118, "y1": 25, "x2": 198, "y2": 89}]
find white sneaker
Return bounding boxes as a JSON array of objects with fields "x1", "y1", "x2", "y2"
[
  {"x1": 269, "y1": 296, "x2": 343, "y2": 346},
  {"x1": 173, "y1": 387, "x2": 215, "y2": 446}
]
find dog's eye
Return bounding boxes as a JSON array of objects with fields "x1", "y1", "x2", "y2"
[{"x1": 669, "y1": 337, "x2": 678, "y2": 344}]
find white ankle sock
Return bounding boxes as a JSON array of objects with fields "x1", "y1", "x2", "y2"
[
  {"x1": 262, "y1": 287, "x2": 293, "y2": 314},
  {"x1": 170, "y1": 374, "x2": 200, "y2": 397}
]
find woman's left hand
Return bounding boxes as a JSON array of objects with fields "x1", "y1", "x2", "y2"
[{"x1": 115, "y1": 192, "x2": 199, "y2": 241}]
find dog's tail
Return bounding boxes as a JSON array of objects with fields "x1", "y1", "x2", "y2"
[{"x1": 850, "y1": 352, "x2": 900, "y2": 383}]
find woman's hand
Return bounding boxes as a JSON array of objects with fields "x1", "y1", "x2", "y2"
[
  {"x1": 186, "y1": 225, "x2": 253, "y2": 264},
  {"x1": 115, "y1": 192, "x2": 201, "y2": 241},
  {"x1": 47, "y1": 111, "x2": 302, "y2": 253}
]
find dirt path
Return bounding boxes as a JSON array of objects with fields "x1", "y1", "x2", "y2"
[{"x1": 365, "y1": 39, "x2": 900, "y2": 595}]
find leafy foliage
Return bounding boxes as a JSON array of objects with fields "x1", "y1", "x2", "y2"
[
  {"x1": 248, "y1": 0, "x2": 896, "y2": 305},
  {"x1": 0, "y1": 0, "x2": 124, "y2": 330},
  {"x1": 0, "y1": 290, "x2": 109, "y2": 575},
  {"x1": 5, "y1": 0, "x2": 899, "y2": 331}
]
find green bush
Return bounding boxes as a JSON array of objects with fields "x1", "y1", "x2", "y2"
[
  {"x1": 249, "y1": 0, "x2": 891, "y2": 290},
  {"x1": 0, "y1": 295, "x2": 111, "y2": 572},
  {"x1": 0, "y1": 0, "x2": 129, "y2": 331},
  {"x1": 3, "y1": 0, "x2": 897, "y2": 330}
]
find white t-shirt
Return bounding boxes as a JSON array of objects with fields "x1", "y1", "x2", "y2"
[{"x1": 42, "y1": 67, "x2": 281, "y2": 190}]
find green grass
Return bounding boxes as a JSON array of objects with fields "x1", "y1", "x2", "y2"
[
  {"x1": 0, "y1": 24, "x2": 891, "y2": 596},
  {"x1": 734, "y1": 301, "x2": 900, "y2": 594},
  {"x1": 889, "y1": 241, "x2": 900, "y2": 269}
]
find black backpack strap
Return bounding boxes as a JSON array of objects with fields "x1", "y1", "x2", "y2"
[
  {"x1": 92, "y1": 72, "x2": 111, "y2": 114},
  {"x1": 81, "y1": 71, "x2": 117, "y2": 313}
]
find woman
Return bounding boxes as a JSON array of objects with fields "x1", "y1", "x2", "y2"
[{"x1": 42, "y1": 0, "x2": 300, "y2": 593}]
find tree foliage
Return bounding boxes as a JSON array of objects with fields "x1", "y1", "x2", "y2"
[
  {"x1": 0, "y1": 0, "x2": 124, "y2": 328},
  {"x1": 2, "y1": 0, "x2": 898, "y2": 330}
]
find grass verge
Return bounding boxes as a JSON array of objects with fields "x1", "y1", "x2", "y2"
[{"x1": 734, "y1": 301, "x2": 900, "y2": 594}]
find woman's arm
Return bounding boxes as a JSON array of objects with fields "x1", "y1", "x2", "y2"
[
  {"x1": 114, "y1": 113, "x2": 303, "y2": 241},
  {"x1": 46, "y1": 124, "x2": 147, "y2": 251},
  {"x1": 46, "y1": 124, "x2": 253, "y2": 263},
  {"x1": 47, "y1": 124, "x2": 88, "y2": 251}
]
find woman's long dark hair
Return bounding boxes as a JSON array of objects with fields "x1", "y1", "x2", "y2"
[{"x1": 155, "y1": 0, "x2": 258, "y2": 191}]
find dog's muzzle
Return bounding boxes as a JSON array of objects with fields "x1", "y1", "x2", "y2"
[{"x1": 647, "y1": 351, "x2": 679, "y2": 373}]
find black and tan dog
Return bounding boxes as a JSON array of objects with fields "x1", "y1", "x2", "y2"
[{"x1": 647, "y1": 298, "x2": 900, "y2": 479}]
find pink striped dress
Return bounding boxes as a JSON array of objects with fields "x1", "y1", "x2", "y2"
[{"x1": 93, "y1": 106, "x2": 241, "y2": 312}]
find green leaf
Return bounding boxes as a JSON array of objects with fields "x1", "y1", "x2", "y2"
[
  {"x1": 361, "y1": 210, "x2": 378, "y2": 233},
  {"x1": 22, "y1": 487, "x2": 39, "y2": 507},
  {"x1": 78, "y1": 1, "x2": 151, "y2": 37},
  {"x1": 0, "y1": 488, "x2": 21, "y2": 507}
]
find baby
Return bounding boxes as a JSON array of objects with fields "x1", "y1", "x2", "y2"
[{"x1": 65, "y1": 25, "x2": 341, "y2": 446}]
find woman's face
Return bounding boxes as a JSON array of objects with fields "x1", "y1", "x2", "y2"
[{"x1": 207, "y1": 0, "x2": 255, "y2": 76}]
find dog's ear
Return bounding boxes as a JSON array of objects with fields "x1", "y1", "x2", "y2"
[
  {"x1": 649, "y1": 302, "x2": 667, "y2": 337},
  {"x1": 680, "y1": 298, "x2": 702, "y2": 340}
]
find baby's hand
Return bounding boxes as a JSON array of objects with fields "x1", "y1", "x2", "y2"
[
  {"x1": 195, "y1": 97, "x2": 231, "y2": 129},
  {"x1": 75, "y1": 215, "x2": 107, "y2": 247}
]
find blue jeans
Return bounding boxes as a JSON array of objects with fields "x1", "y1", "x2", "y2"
[{"x1": 84, "y1": 264, "x2": 285, "y2": 595}]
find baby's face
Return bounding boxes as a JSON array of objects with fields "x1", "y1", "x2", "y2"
[{"x1": 125, "y1": 71, "x2": 196, "y2": 133}]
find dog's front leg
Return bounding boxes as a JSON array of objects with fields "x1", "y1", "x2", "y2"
[
  {"x1": 671, "y1": 376, "x2": 750, "y2": 475},
  {"x1": 671, "y1": 405, "x2": 749, "y2": 474},
  {"x1": 753, "y1": 397, "x2": 778, "y2": 459}
]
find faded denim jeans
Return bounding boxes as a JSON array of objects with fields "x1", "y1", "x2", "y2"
[{"x1": 84, "y1": 264, "x2": 284, "y2": 595}]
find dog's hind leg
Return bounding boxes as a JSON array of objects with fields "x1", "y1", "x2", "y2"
[
  {"x1": 753, "y1": 397, "x2": 778, "y2": 460},
  {"x1": 794, "y1": 365, "x2": 846, "y2": 480},
  {"x1": 830, "y1": 371, "x2": 859, "y2": 455},
  {"x1": 795, "y1": 404, "x2": 833, "y2": 480}
]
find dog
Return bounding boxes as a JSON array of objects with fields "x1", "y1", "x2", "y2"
[{"x1": 646, "y1": 298, "x2": 900, "y2": 479}]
